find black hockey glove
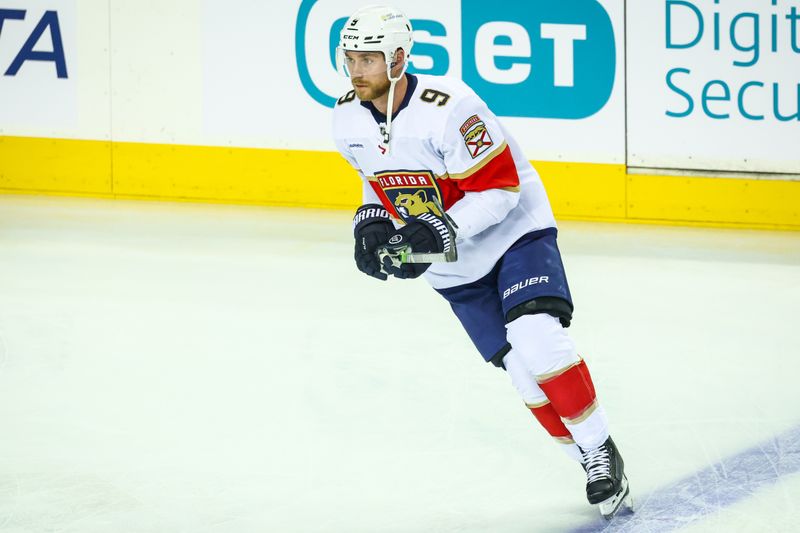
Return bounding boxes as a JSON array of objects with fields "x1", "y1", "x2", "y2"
[
  {"x1": 381, "y1": 212, "x2": 452, "y2": 279},
  {"x1": 353, "y1": 204, "x2": 393, "y2": 281}
]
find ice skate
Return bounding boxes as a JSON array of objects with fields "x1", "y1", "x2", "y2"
[{"x1": 581, "y1": 436, "x2": 634, "y2": 519}]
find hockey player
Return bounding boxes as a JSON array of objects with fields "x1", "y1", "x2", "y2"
[{"x1": 332, "y1": 5, "x2": 632, "y2": 519}]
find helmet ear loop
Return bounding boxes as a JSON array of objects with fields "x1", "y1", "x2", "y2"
[
  {"x1": 381, "y1": 51, "x2": 408, "y2": 152},
  {"x1": 386, "y1": 50, "x2": 408, "y2": 83}
]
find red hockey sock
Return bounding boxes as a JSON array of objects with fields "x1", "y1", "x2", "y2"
[
  {"x1": 527, "y1": 400, "x2": 573, "y2": 441},
  {"x1": 537, "y1": 359, "x2": 598, "y2": 424}
]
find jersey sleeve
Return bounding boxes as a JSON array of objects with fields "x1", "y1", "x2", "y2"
[
  {"x1": 446, "y1": 188, "x2": 520, "y2": 240},
  {"x1": 440, "y1": 96, "x2": 520, "y2": 194},
  {"x1": 439, "y1": 95, "x2": 521, "y2": 239}
]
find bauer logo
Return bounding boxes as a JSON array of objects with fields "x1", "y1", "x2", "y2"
[
  {"x1": 295, "y1": 0, "x2": 616, "y2": 118},
  {"x1": 503, "y1": 276, "x2": 550, "y2": 299}
]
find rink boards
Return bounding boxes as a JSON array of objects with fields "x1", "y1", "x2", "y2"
[{"x1": 1, "y1": 135, "x2": 798, "y2": 230}]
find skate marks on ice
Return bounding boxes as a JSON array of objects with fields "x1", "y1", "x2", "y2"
[{"x1": 569, "y1": 424, "x2": 800, "y2": 532}]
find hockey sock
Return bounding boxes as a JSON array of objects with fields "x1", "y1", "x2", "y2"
[
  {"x1": 537, "y1": 358, "x2": 609, "y2": 450},
  {"x1": 526, "y1": 399, "x2": 572, "y2": 441},
  {"x1": 504, "y1": 348, "x2": 582, "y2": 462},
  {"x1": 526, "y1": 399, "x2": 583, "y2": 463}
]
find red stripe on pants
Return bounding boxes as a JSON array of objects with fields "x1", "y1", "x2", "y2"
[
  {"x1": 538, "y1": 360, "x2": 597, "y2": 420},
  {"x1": 530, "y1": 402, "x2": 572, "y2": 438}
]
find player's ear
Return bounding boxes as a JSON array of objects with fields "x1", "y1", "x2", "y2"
[{"x1": 391, "y1": 48, "x2": 406, "y2": 69}]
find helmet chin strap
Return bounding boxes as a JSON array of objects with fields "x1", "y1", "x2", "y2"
[{"x1": 380, "y1": 56, "x2": 407, "y2": 155}]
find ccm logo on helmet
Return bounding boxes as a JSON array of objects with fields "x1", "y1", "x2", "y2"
[{"x1": 295, "y1": 0, "x2": 615, "y2": 119}]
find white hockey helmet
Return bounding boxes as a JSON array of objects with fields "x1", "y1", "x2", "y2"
[{"x1": 335, "y1": 5, "x2": 413, "y2": 80}]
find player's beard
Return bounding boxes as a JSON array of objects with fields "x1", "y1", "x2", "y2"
[{"x1": 352, "y1": 76, "x2": 390, "y2": 102}]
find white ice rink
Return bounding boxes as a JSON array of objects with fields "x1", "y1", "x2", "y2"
[{"x1": 0, "y1": 195, "x2": 798, "y2": 532}]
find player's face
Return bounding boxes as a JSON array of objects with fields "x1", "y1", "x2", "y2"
[{"x1": 345, "y1": 51, "x2": 391, "y2": 101}]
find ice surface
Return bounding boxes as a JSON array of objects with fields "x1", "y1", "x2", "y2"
[{"x1": 0, "y1": 195, "x2": 798, "y2": 532}]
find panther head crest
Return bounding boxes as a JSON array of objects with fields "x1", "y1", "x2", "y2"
[{"x1": 394, "y1": 190, "x2": 443, "y2": 218}]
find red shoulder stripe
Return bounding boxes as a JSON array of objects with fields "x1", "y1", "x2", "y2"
[{"x1": 454, "y1": 145, "x2": 520, "y2": 193}]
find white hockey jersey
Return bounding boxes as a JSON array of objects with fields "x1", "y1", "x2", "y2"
[{"x1": 332, "y1": 73, "x2": 557, "y2": 290}]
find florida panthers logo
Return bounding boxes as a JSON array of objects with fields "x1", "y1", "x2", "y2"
[{"x1": 372, "y1": 170, "x2": 443, "y2": 222}]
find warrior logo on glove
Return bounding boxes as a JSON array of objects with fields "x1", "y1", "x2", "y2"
[{"x1": 415, "y1": 212, "x2": 452, "y2": 254}]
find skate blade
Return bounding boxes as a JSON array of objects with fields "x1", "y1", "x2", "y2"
[{"x1": 598, "y1": 476, "x2": 634, "y2": 520}]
